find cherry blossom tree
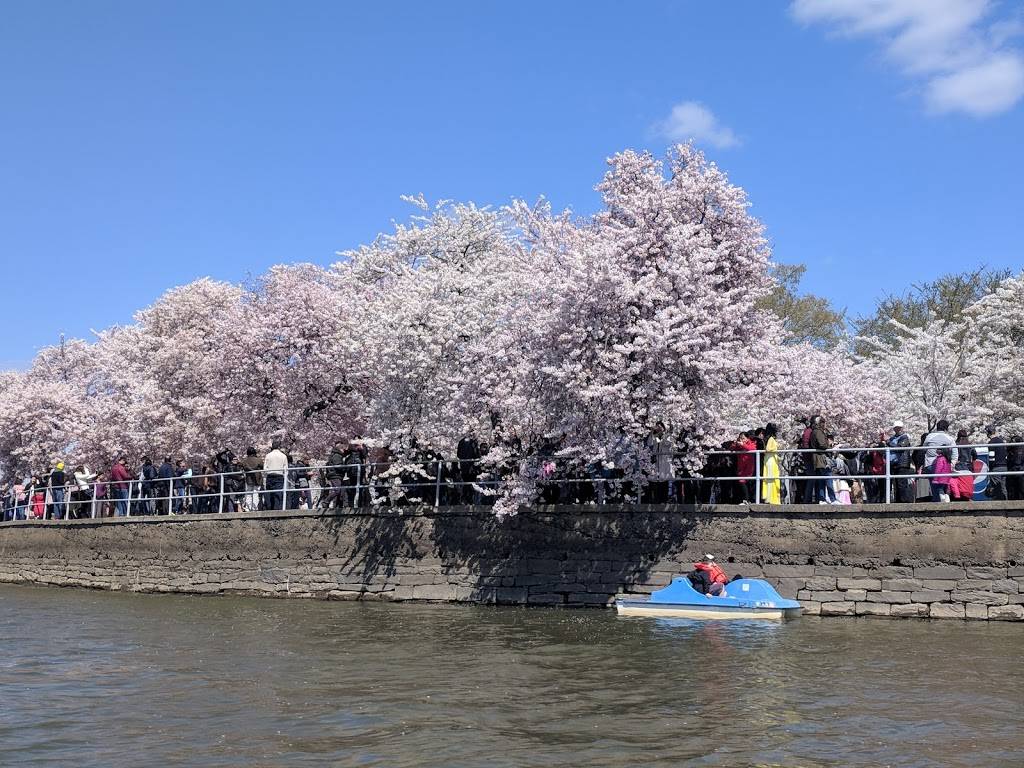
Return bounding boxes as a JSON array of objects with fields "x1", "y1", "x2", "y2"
[
  {"x1": 473, "y1": 145, "x2": 782, "y2": 511},
  {"x1": 7, "y1": 143, "x2": 1010, "y2": 510},
  {"x1": 856, "y1": 318, "x2": 976, "y2": 433},
  {"x1": 338, "y1": 196, "x2": 520, "y2": 457},
  {"x1": 962, "y1": 273, "x2": 1024, "y2": 432},
  {"x1": 0, "y1": 338, "x2": 101, "y2": 475},
  {"x1": 726, "y1": 342, "x2": 896, "y2": 445}
]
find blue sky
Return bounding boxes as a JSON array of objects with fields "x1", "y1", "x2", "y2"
[{"x1": 2, "y1": 0, "x2": 1022, "y2": 368}]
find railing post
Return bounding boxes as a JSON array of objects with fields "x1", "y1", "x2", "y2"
[
  {"x1": 218, "y1": 472, "x2": 225, "y2": 514},
  {"x1": 126, "y1": 480, "x2": 132, "y2": 517},
  {"x1": 282, "y1": 469, "x2": 289, "y2": 511},
  {"x1": 754, "y1": 449, "x2": 762, "y2": 504},
  {"x1": 354, "y1": 462, "x2": 362, "y2": 508},
  {"x1": 434, "y1": 460, "x2": 442, "y2": 508},
  {"x1": 884, "y1": 446, "x2": 892, "y2": 504}
]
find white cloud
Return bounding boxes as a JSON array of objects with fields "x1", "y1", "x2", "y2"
[
  {"x1": 791, "y1": 0, "x2": 1024, "y2": 116},
  {"x1": 653, "y1": 101, "x2": 740, "y2": 149},
  {"x1": 927, "y1": 51, "x2": 1024, "y2": 114}
]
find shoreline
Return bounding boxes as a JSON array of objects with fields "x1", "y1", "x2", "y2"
[{"x1": 2, "y1": 503, "x2": 1023, "y2": 620}]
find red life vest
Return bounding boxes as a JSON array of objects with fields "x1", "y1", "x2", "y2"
[{"x1": 693, "y1": 561, "x2": 728, "y2": 584}]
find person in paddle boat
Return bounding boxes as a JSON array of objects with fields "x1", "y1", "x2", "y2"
[{"x1": 688, "y1": 554, "x2": 731, "y2": 597}]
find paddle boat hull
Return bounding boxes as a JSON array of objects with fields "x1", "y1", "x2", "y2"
[{"x1": 616, "y1": 577, "x2": 802, "y2": 621}]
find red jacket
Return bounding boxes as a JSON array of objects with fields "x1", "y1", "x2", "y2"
[
  {"x1": 110, "y1": 462, "x2": 133, "y2": 490},
  {"x1": 735, "y1": 438, "x2": 756, "y2": 479}
]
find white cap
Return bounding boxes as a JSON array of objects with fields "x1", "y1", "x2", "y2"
[
  {"x1": 704, "y1": 553, "x2": 716, "y2": 561},
  {"x1": 892, "y1": 420, "x2": 904, "y2": 428}
]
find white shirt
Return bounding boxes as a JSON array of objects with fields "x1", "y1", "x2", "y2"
[
  {"x1": 74, "y1": 468, "x2": 97, "y2": 491},
  {"x1": 264, "y1": 449, "x2": 288, "y2": 476}
]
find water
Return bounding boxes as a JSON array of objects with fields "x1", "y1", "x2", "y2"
[{"x1": 1, "y1": 585, "x2": 1021, "y2": 767}]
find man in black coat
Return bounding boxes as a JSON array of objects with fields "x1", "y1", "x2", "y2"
[{"x1": 157, "y1": 457, "x2": 174, "y2": 515}]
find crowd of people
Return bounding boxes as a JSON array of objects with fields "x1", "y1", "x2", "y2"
[
  {"x1": 702, "y1": 417, "x2": 1024, "y2": 506},
  {"x1": 0, "y1": 437, "x2": 503, "y2": 521},
  {"x1": 2, "y1": 418, "x2": 1023, "y2": 520}
]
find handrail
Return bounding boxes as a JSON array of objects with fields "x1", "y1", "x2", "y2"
[{"x1": 2, "y1": 440, "x2": 1023, "y2": 521}]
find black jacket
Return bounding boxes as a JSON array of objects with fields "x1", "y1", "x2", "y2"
[
  {"x1": 326, "y1": 449, "x2": 346, "y2": 481},
  {"x1": 687, "y1": 569, "x2": 712, "y2": 594},
  {"x1": 989, "y1": 436, "x2": 1008, "y2": 469}
]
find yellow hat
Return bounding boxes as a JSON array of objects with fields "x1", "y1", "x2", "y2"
[{"x1": 56, "y1": 461, "x2": 65, "y2": 470}]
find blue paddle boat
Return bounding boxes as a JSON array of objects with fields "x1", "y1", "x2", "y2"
[{"x1": 616, "y1": 577, "x2": 802, "y2": 620}]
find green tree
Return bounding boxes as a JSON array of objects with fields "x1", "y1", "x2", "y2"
[
  {"x1": 853, "y1": 266, "x2": 1011, "y2": 356},
  {"x1": 759, "y1": 263, "x2": 847, "y2": 348}
]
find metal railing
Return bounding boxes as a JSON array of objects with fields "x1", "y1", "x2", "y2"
[
  {"x1": 701, "y1": 441, "x2": 1024, "y2": 505},
  {"x1": 1, "y1": 441, "x2": 1023, "y2": 521}
]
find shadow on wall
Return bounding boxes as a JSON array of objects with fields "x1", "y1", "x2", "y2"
[
  {"x1": 429, "y1": 506, "x2": 699, "y2": 605},
  {"x1": 311, "y1": 504, "x2": 699, "y2": 604}
]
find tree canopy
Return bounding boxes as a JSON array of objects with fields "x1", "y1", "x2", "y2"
[
  {"x1": 758, "y1": 263, "x2": 847, "y2": 349},
  {"x1": 2, "y1": 146, "x2": 1020, "y2": 511}
]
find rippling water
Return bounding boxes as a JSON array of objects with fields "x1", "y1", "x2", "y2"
[{"x1": 1, "y1": 584, "x2": 1021, "y2": 767}]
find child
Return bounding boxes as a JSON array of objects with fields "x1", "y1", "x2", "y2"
[{"x1": 931, "y1": 449, "x2": 953, "y2": 502}]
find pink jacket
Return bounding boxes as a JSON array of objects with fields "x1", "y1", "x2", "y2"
[{"x1": 932, "y1": 455, "x2": 952, "y2": 486}]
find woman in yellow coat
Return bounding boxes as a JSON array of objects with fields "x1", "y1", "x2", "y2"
[{"x1": 761, "y1": 423, "x2": 781, "y2": 504}]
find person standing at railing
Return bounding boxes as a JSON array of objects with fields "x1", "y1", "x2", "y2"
[
  {"x1": 140, "y1": 457, "x2": 158, "y2": 515},
  {"x1": 72, "y1": 465, "x2": 97, "y2": 519},
  {"x1": 225, "y1": 456, "x2": 247, "y2": 512},
  {"x1": 27, "y1": 476, "x2": 45, "y2": 519},
  {"x1": 172, "y1": 460, "x2": 191, "y2": 514},
  {"x1": 808, "y1": 416, "x2": 831, "y2": 503},
  {"x1": 342, "y1": 441, "x2": 367, "y2": 507},
  {"x1": 47, "y1": 461, "x2": 67, "y2": 520},
  {"x1": 286, "y1": 453, "x2": 305, "y2": 510},
  {"x1": 862, "y1": 435, "x2": 886, "y2": 503},
  {"x1": 320, "y1": 441, "x2": 348, "y2": 510},
  {"x1": 733, "y1": 430, "x2": 757, "y2": 503},
  {"x1": 931, "y1": 448, "x2": 954, "y2": 502},
  {"x1": 923, "y1": 420, "x2": 958, "y2": 501},
  {"x1": 264, "y1": 440, "x2": 288, "y2": 511},
  {"x1": 985, "y1": 426, "x2": 1008, "y2": 501},
  {"x1": 887, "y1": 421, "x2": 914, "y2": 503},
  {"x1": 951, "y1": 430, "x2": 977, "y2": 501},
  {"x1": 157, "y1": 457, "x2": 174, "y2": 515},
  {"x1": 761, "y1": 424, "x2": 781, "y2": 505},
  {"x1": 456, "y1": 435, "x2": 481, "y2": 505},
  {"x1": 95, "y1": 472, "x2": 111, "y2": 516},
  {"x1": 799, "y1": 418, "x2": 815, "y2": 503},
  {"x1": 110, "y1": 456, "x2": 133, "y2": 517},
  {"x1": 649, "y1": 425, "x2": 674, "y2": 504},
  {"x1": 1, "y1": 482, "x2": 11, "y2": 521},
  {"x1": 832, "y1": 449, "x2": 853, "y2": 504},
  {"x1": 240, "y1": 447, "x2": 263, "y2": 512},
  {"x1": 300, "y1": 457, "x2": 316, "y2": 509},
  {"x1": 193, "y1": 465, "x2": 214, "y2": 514},
  {"x1": 1008, "y1": 436, "x2": 1024, "y2": 502},
  {"x1": 212, "y1": 449, "x2": 234, "y2": 478},
  {"x1": 12, "y1": 480, "x2": 27, "y2": 520},
  {"x1": 912, "y1": 433, "x2": 932, "y2": 502}
]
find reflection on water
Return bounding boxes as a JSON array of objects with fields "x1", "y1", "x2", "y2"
[{"x1": 1, "y1": 584, "x2": 1021, "y2": 767}]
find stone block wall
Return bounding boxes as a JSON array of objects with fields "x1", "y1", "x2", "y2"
[
  {"x1": 729, "y1": 562, "x2": 1024, "y2": 621},
  {"x1": 1, "y1": 503, "x2": 1023, "y2": 621}
]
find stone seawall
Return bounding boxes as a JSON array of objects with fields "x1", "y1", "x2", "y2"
[{"x1": 1, "y1": 504, "x2": 1023, "y2": 621}]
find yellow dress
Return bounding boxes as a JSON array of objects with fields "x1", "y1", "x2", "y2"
[{"x1": 762, "y1": 436, "x2": 781, "y2": 504}]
